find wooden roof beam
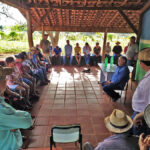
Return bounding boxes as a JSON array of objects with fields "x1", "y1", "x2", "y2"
[
  {"x1": 140, "y1": 1, "x2": 150, "y2": 14},
  {"x1": 34, "y1": 25, "x2": 133, "y2": 33},
  {"x1": 118, "y1": 9, "x2": 138, "y2": 34},
  {"x1": 26, "y1": 3, "x2": 143, "y2": 10},
  {"x1": 0, "y1": 0, "x2": 28, "y2": 10},
  {"x1": 107, "y1": 12, "x2": 119, "y2": 27}
]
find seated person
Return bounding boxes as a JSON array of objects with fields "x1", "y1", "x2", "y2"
[
  {"x1": 92, "y1": 42, "x2": 101, "y2": 66},
  {"x1": 83, "y1": 42, "x2": 91, "y2": 72},
  {"x1": 53, "y1": 46, "x2": 62, "y2": 65},
  {"x1": 31, "y1": 47, "x2": 50, "y2": 84},
  {"x1": 102, "y1": 56, "x2": 129, "y2": 101},
  {"x1": 133, "y1": 104, "x2": 150, "y2": 150},
  {"x1": 0, "y1": 65, "x2": 32, "y2": 150},
  {"x1": 131, "y1": 48, "x2": 150, "y2": 135},
  {"x1": 113, "y1": 41, "x2": 122, "y2": 56},
  {"x1": 74, "y1": 43, "x2": 81, "y2": 66},
  {"x1": 63, "y1": 40, "x2": 72, "y2": 65},
  {"x1": 84, "y1": 109, "x2": 139, "y2": 150},
  {"x1": 5, "y1": 57, "x2": 30, "y2": 100},
  {"x1": 15, "y1": 53, "x2": 39, "y2": 100}
]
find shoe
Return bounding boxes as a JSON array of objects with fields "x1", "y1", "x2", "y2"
[
  {"x1": 46, "y1": 79, "x2": 50, "y2": 83},
  {"x1": 112, "y1": 95, "x2": 121, "y2": 102},
  {"x1": 40, "y1": 82, "x2": 48, "y2": 86},
  {"x1": 85, "y1": 68, "x2": 91, "y2": 73}
]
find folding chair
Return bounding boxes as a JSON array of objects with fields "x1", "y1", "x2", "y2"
[
  {"x1": 128, "y1": 66, "x2": 134, "y2": 90},
  {"x1": 50, "y1": 124, "x2": 82, "y2": 150}
]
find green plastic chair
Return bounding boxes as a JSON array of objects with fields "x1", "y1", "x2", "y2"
[{"x1": 50, "y1": 124, "x2": 82, "y2": 150}]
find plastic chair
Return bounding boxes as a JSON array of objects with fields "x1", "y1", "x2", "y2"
[{"x1": 50, "y1": 124, "x2": 82, "y2": 150}]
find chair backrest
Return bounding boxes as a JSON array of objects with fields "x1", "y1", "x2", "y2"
[
  {"x1": 51, "y1": 124, "x2": 81, "y2": 143},
  {"x1": 128, "y1": 66, "x2": 134, "y2": 73}
]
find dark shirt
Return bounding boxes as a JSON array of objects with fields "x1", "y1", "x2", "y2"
[
  {"x1": 94, "y1": 46, "x2": 101, "y2": 55},
  {"x1": 111, "y1": 65, "x2": 129, "y2": 89},
  {"x1": 113, "y1": 45, "x2": 122, "y2": 55}
]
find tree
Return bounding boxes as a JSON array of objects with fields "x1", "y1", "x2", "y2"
[{"x1": 47, "y1": 31, "x2": 60, "y2": 49}]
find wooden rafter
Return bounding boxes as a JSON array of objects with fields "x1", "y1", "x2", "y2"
[
  {"x1": 118, "y1": 9, "x2": 138, "y2": 34},
  {"x1": 140, "y1": 1, "x2": 150, "y2": 14},
  {"x1": 0, "y1": 0, "x2": 28, "y2": 10},
  {"x1": 107, "y1": 12, "x2": 119, "y2": 27}
]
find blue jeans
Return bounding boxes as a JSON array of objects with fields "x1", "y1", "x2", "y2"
[
  {"x1": 127, "y1": 60, "x2": 133, "y2": 66},
  {"x1": 35, "y1": 69, "x2": 46, "y2": 82},
  {"x1": 40, "y1": 66, "x2": 47, "y2": 81},
  {"x1": 102, "y1": 82, "x2": 121, "y2": 99},
  {"x1": 23, "y1": 78, "x2": 32, "y2": 86},
  {"x1": 63, "y1": 56, "x2": 72, "y2": 65},
  {"x1": 84, "y1": 54, "x2": 90, "y2": 65}
]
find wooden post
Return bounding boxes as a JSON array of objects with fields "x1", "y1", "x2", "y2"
[
  {"x1": 26, "y1": 11, "x2": 34, "y2": 49},
  {"x1": 42, "y1": 24, "x2": 44, "y2": 39},
  {"x1": 137, "y1": 14, "x2": 143, "y2": 44},
  {"x1": 102, "y1": 29, "x2": 107, "y2": 62}
]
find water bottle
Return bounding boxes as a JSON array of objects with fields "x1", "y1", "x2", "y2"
[
  {"x1": 110, "y1": 56, "x2": 114, "y2": 71},
  {"x1": 104, "y1": 57, "x2": 108, "y2": 71}
]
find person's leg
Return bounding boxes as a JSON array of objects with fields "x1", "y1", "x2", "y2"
[
  {"x1": 78, "y1": 55, "x2": 81, "y2": 65},
  {"x1": 103, "y1": 83, "x2": 120, "y2": 100},
  {"x1": 36, "y1": 69, "x2": 46, "y2": 83},
  {"x1": 63, "y1": 56, "x2": 66, "y2": 65},
  {"x1": 75, "y1": 55, "x2": 79, "y2": 64},
  {"x1": 70, "y1": 55, "x2": 73, "y2": 65}
]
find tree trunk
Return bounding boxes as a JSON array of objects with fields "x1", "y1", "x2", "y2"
[{"x1": 47, "y1": 31, "x2": 60, "y2": 50}]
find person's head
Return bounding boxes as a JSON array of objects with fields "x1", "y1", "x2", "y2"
[
  {"x1": 116, "y1": 41, "x2": 120, "y2": 45},
  {"x1": 107, "y1": 42, "x2": 110, "y2": 46},
  {"x1": 85, "y1": 42, "x2": 89, "y2": 47},
  {"x1": 5, "y1": 57, "x2": 15, "y2": 67},
  {"x1": 66, "y1": 40, "x2": 70, "y2": 45},
  {"x1": 104, "y1": 109, "x2": 133, "y2": 134},
  {"x1": 118, "y1": 56, "x2": 127, "y2": 66},
  {"x1": 36, "y1": 44, "x2": 40, "y2": 49},
  {"x1": 20, "y1": 51, "x2": 27, "y2": 60},
  {"x1": 30, "y1": 47, "x2": 36, "y2": 54},
  {"x1": 44, "y1": 34, "x2": 48, "y2": 40},
  {"x1": 130, "y1": 36, "x2": 136, "y2": 44},
  {"x1": 138, "y1": 48, "x2": 150, "y2": 72},
  {"x1": 0, "y1": 65, "x2": 13, "y2": 95},
  {"x1": 15, "y1": 53, "x2": 24, "y2": 63},
  {"x1": 76, "y1": 43, "x2": 79, "y2": 47},
  {"x1": 27, "y1": 52, "x2": 33, "y2": 60},
  {"x1": 96, "y1": 42, "x2": 99, "y2": 46}
]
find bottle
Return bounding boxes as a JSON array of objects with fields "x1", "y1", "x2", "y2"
[
  {"x1": 110, "y1": 56, "x2": 114, "y2": 71},
  {"x1": 104, "y1": 57, "x2": 108, "y2": 70}
]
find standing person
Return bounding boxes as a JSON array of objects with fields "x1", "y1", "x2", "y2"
[
  {"x1": 113, "y1": 41, "x2": 122, "y2": 56},
  {"x1": 64, "y1": 40, "x2": 72, "y2": 65},
  {"x1": 92, "y1": 42, "x2": 101, "y2": 66},
  {"x1": 74, "y1": 43, "x2": 81, "y2": 66},
  {"x1": 105, "y1": 42, "x2": 111, "y2": 58},
  {"x1": 83, "y1": 42, "x2": 91, "y2": 73},
  {"x1": 0, "y1": 65, "x2": 32, "y2": 150},
  {"x1": 40, "y1": 34, "x2": 51, "y2": 65},
  {"x1": 126, "y1": 36, "x2": 138, "y2": 66},
  {"x1": 131, "y1": 48, "x2": 150, "y2": 135}
]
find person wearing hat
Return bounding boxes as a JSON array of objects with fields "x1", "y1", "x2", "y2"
[
  {"x1": 84, "y1": 109, "x2": 139, "y2": 150},
  {"x1": 0, "y1": 65, "x2": 32, "y2": 150},
  {"x1": 131, "y1": 48, "x2": 150, "y2": 135},
  {"x1": 40, "y1": 34, "x2": 51, "y2": 65},
  {"x1": 112, "y1": 41, "x2": 122, "y2": 57}
]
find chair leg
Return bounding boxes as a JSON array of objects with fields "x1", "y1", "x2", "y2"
[
  {"x1": 124, "y1": 91, "x2": 127, "y2": 104},
  {"x1": 50, "y1": 136, "x2": 53, "y2": 150}
]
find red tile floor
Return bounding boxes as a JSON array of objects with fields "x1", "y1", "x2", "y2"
[{"x1": 25, "y1": 66, "x2": 137, "y2": 150}]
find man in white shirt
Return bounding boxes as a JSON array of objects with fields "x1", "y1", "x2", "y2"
[
  {"x1": 131, "y1": 48, "x2": 150, "y2": 135},
  {"x1": 126, "y1": 36, "x2": 138, "y2": 66}
]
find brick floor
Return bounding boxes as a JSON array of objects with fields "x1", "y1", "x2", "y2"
[{"x1": 26, "y1": 66, "x2": 137, "y2": 150}]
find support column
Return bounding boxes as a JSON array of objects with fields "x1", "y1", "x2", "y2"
[
  {"x1": 26, "y1": 11, "x2": 34, "y2": 49},
  {"x1": 102, "y1": 29, "x2": 107, "y2": 62},
  {"x1": 42, "y1": 24, "x2": 45, "y2": 39}
]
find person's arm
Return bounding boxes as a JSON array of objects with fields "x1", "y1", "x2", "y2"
[
  {"x1": 133, "y1": 112, "x2": 144, "y2": 127},
  {"x1": 112, "y1": 67, "x2": 129, "y2": 84},
  {"x1": 139, "y1": 133, "x2": 149, "y2": 150},
  {"x1": 0, "y1": 104, "x2": 32, "y2": 130}
]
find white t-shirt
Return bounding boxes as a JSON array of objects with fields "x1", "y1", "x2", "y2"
[{"x1": 126, "y1": 44, "x2": 138, "y2": 60}]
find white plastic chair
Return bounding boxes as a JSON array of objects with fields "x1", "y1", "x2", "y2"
[{"x1": 50, "y1": 124, "x2": 82, "y2": 150}]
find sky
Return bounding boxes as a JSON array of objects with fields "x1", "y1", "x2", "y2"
[{"x1": 0, "y1": 3, "x2": 26, "y2": 26}]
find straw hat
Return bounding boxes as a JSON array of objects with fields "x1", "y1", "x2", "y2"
[
  {"x1": 138, "y1": 48, "x2": 150, "y2": 61},
  {"x1": 104, "y1": 109, "x2": 133, "y2": 133},
  {"x1": 0, "y1": 65, "x2": 13, "y2": 80},
  {"x1": 144, "y1": 104, "x2": 150, "y2": 128},
  {"x1": 116, "y1": 41, "x2": 120, "y2": 45}
]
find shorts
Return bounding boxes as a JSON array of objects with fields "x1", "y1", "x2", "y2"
[{"x1": 8, "y1": 84, "x2": 18, "y2": 91}]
